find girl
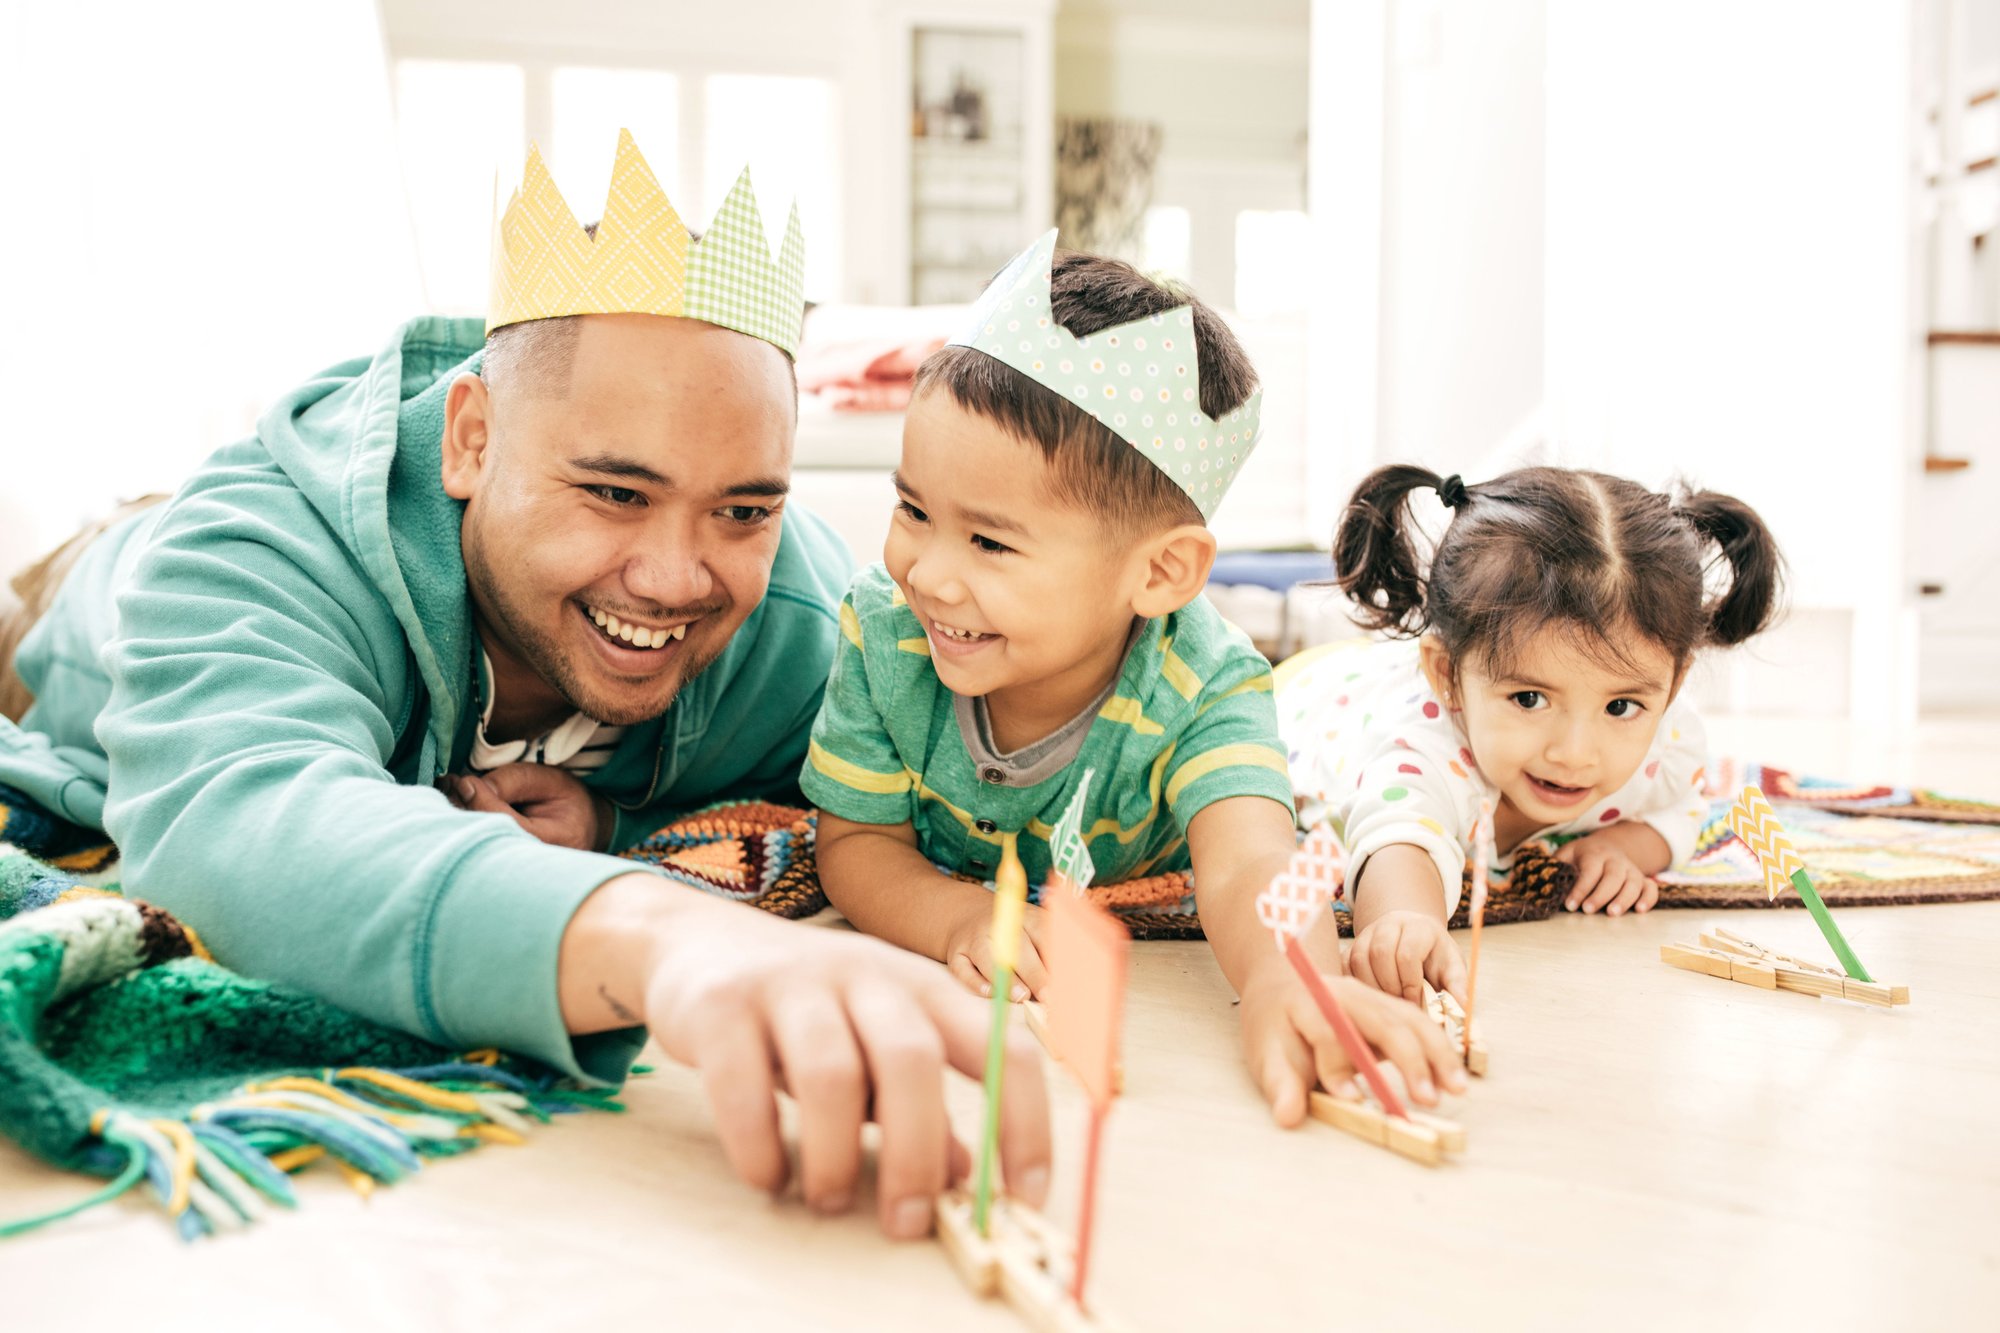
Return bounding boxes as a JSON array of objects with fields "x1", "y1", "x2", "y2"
[{"x1": 1280, "y1": 464, "x2": 1783, "y2": 1005}]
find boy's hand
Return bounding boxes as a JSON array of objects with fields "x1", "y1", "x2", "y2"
[
  {"x1": 444, "y1": 763, "x2": 610, "y2": 851},
  {"x1": 1556, "y1": 830, "x2": 1660, "y2": 916},
  {"x1": 1241, "y1": 953, "x2": 1466, "y2": 1127},
  {"x1": 1347, "y1": 908, "x2": 1467, "y2": 1006},
  {"x1": 941, "y1": 899, "x2": 1051, "y2": 1001}
]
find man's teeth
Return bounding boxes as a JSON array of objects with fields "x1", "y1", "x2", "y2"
[{"x1": 587, "y1": 606, "x2": 687, "y2": 649}]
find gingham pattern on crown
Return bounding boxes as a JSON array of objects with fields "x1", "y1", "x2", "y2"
[
  {"x1": 487, "y1": 130, "x2": 807, "y2": 358},
  {"x1": 1256, "y1": 826, "x2": 1345, "y2": 947},
  {"x1": 683, "y1": 169, "x2": 807, "y2": 357},
  {"x1": 945, "y1": 229, "x2": 1263, "y2": 521}
]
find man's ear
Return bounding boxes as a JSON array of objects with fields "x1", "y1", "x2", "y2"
[
  {"x1": 1129, "y1": 524, "x2": 1218, "y2": 619},
  {"x1": 1417, "y1": 634, "x2": 1457, "y2": 706},
  {"x1": 441, "y1": 373, "x2": 493, "y2": 501}
]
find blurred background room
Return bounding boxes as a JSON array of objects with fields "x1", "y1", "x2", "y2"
[{"x1": 1, "y1": 0, "x2": 1994, "y2": 779}]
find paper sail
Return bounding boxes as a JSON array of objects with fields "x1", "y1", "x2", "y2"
[
  {"x1": 1256, "y1": 825, "x2": 1345, "y2": 947},
  {"x1": 990, "y1": 836, "x2": 1030, "y2": 970},
  {"x1": 1045, "y1": 887, "x2": 1131, "y2": 1109},
  {"x1": 1727, "y1": 786, "x2": 1809, "y2": 902},
  {"x1": 1046, "y1": 769, "x2": 1097, "y2": 892}
]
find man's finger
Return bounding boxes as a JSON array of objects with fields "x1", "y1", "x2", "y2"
[
  {"x1": 482, "y1": 762, "x2": 565, "y2": 805},
  {"x1": 912, "y1": 970, "x2": 1051, "y2": 1208},
  {"x1": 845, "y1": 980, "x2": 951, "y2": 1238},
  {"x1": 693, "y1": 1008, "x2": 789, "y2": 1196},
  {"x1": 767, "y1": 986, "x2": 868, "y2": 1214}
]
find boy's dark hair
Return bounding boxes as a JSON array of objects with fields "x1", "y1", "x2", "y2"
[
  {"x1": 1333, "y1": 464, "x2": 1784, "y2": 680},
  {"x1": 911, "y1": 251, "x2": 1259, "y2": 534}
]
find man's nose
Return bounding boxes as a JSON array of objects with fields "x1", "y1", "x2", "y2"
[{"x1": 623, "y1": 537, "x2": 716, "y2": 612}]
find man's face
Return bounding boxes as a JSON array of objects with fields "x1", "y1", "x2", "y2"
[{"x1": 445, "y1": 313, "x2": 795, "y2": 727}]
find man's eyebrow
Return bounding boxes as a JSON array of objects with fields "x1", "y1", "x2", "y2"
[
  {"x1": 569, "y1": 453, "x2": 670, "y2": 487},
  {"x1": 720, "y1": 477, "x2": 790, "y2": 499}
]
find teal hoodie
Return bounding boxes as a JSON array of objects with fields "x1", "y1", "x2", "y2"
[{"x1": 0, "y1": 316, "x2": 851, "y2": 1083}]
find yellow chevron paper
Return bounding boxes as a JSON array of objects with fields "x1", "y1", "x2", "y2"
[
  {"x1": 487, "y1": 129, "x2": 806, "y2": 356},
  {"x1": 990, "y1": 836, "x2": 1030, "y2": 969},
  {"x1": 1727, "y1": 786, "x2": 1808, "y2": 901}
]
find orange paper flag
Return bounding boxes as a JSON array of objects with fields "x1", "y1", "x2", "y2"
[{"x1": 1045, "y1": 886, "x2": 1131, "y2": 1109}]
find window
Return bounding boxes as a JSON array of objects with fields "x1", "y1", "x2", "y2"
[
  {"x1": 550, "y1": 67, "x2": 680, "y2": 215},
  {"x1": 1234, "y1": 209, "x2": 1311, "y2": 317},
  {"x1": 1143, "y1": 206, "x2": 1193, "y2": 284},
  {"x1": 703, "y1": 74, "x2": 842, "y2": 300},
  {"x1": 393, "y1": 60, "x2": 525, "y2": 315}
]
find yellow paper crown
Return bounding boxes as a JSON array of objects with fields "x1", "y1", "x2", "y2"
[{"x1": 487, "y1": 129, "x2": 807, "y2": 357}]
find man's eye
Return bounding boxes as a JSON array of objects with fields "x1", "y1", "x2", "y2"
[
  {"x1": 896, "y1": 500, "x2": 929, "y2": 524},
  {"x1": 1510, "y1": 690, "x2": 1546, "y2": 710},
  {"x1": 722, "y1": 505, "x2": 773, "y2": 526},
  {"x1": 972, "y1": 534, "x2": 1012, "y2": 555},
  {"x1": 1607, "y1": 698, "x2": 1645, "y2": 719},
  {"x1": 588, "y1": 485, "x2": 643, "y2": 506}
]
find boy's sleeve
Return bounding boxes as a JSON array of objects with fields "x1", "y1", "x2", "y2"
[
  {"x1": 1161, "y1": 663, "x2": 1295, "y2": 831},
  {"x1": 797, "y1": 594, "x2": 916, "y2": 825},
  {"x1": 1634, "y1": 706, "x2": 1711, "y2": 871},
  {"x1": 1338, "y1": 746, "x2": 1472, "y2": 916}
]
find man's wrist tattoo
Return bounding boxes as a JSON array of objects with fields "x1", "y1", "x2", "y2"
[{"x1": 597, "y1": 983, "x2": 641, "y2": 1026}]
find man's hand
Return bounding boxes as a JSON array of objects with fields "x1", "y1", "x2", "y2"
[
  {"x1": 560, "y1": 874, "x2": 1052, "y2": 1240},
  {"x1": 443, "y1": 763, "x2": 609, "y2": 851},
  {"x1": 1240, "y1": 949, "x2": 1466, "y2": 1127},
  {"x1": 940, "y1": 899, "x2": 1052, "y2": 1001},
  {"x1": 1347, "y1": 908, "x2": 1467, "y2": 1006},
  {"x1": 1555, "y1": 825, "x2": 1664, "y2": 916}
]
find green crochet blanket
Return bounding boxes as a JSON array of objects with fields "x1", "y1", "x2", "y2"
[{"x1": 0, "y1": 787, "x2": 623, "y2": 1241}]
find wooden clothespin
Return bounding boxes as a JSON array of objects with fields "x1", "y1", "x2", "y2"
[
  {"x1": 935, "y1": 1190, "x2": 1124, "y2": 1332},
  {"x1": 1660, "y1": 924, "x2": 1909, "y2": 1007},
  {"x1": 1422, "y1": 982, "x2": 1489, "y2": 1076},
  {"x1": 1306, "y1": 1093, "x2": 1466, "y2": 1168}
]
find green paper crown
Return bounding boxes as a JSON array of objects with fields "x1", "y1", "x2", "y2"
[{"x1": 946, "y1": 230, "x2": 1263, "y2": 520}]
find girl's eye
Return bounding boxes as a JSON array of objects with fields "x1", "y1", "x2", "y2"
[
  {"x1": 1606, "y1": 698, "x2": 1646, "y2": 719},
  {"x1": 896, "y1": 500, "x2": 929, "y2": 524},
  {"x1": 972, "y1": 534, "x2": 1012, "y2": 555},
  {"x1": 588, "y1": 485, "x2": 643, "y2": 506},
  {"x1": 1510, "y1": 690, "x2": 1546, "y2": 711}
]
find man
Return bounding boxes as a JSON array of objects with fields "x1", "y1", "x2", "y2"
[{"x1": 0, "y1": 132, "x2": 1048, "y2": 1239}]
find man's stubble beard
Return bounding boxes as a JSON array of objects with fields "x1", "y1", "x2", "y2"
[{"x1": 462, "y1": 515, "x2": 728, "y2": 728}]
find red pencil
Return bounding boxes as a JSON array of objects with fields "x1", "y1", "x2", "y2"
[{"x1": 1282, "y1": 933, "x2": 1409, "y2": 1119}]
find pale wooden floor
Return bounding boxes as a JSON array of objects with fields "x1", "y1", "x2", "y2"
[{"x1": 5, "y1": 714, "x2": 1998, "y2": 1330}]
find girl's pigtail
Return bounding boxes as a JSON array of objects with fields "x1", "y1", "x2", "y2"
[
  {"x1": 1677, "y1": 489, "x2": 1785, "y2": 646},
  {"x1": 1334, "y1": 463, "x2": 1446, "y2": 635}
]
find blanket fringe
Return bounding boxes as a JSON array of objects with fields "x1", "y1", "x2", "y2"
[{"x1": 0, "y1": 1058, "x2": 618, "y2": 1241}]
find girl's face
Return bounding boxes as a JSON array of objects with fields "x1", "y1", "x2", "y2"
[{"x1": 1420, "y1": 624, "x2": 1681, "y2": 833}]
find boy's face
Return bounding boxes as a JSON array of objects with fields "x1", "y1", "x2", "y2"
[
  {"x1": 886, "y1": 390, "x2": 1145, "y2": 709},
  {"x1": 1422, "y1": 624, "x2": 1680, "y2": 830}
]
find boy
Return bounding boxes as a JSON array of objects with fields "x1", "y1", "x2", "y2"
[{"x1": 802, "y1": 233, "x2": 1464, "y2": 1124}]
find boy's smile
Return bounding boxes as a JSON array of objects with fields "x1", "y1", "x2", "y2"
[{"x1": 1420, "y1": 625, "x2": 1680, "y2": 845}]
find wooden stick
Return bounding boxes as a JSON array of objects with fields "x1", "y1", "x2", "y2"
[
  {"x1": 1306, "y1": 1092, "x2": 1466, "y2": 1167},
  {"x1": 1462, "y1": 800, "x2": 1493, "y2": 1062},
  {"x1": 935, "y1": 1189, "x2": 1123, "y2": 1331},
  {"x1": 1070, "y1": 1104, "x2": 1107, "y2": 1308}
]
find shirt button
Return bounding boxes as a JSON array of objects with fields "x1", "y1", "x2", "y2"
[
  {"x1": 981, "y1": 766, "x2": 1006, "y2": 784},
  {"x1": 974, "y1": 818, "x2": 998, "y2": 835},
  {"x1": 968, "y1": 858, "x2": 991, "y2": 873}
]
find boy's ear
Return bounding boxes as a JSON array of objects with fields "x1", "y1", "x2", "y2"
[
  {"x1": 1129, "y1": 524, "x2": 1218, "y2": 618},
  {"x1": 1417, "y1": 635, "x2": 1457, "y2": 706},
  {"x1": 441, "y1": 373, "x2": 494, "y2": 501}
]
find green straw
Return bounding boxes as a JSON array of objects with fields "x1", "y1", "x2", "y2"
[
  {"x1": 1791, "y1": 869, "x2": 1873, "y2": 982},
  {"x1": 972, "y1": 962, "x2": 1013, "y2": 1235}
]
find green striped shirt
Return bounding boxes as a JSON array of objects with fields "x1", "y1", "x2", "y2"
[{"x1": 799, "y1": 563, "x2": 1291, "y2": 887}]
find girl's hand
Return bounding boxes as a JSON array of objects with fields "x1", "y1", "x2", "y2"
[
  {"x1": 1556, "y1": 832, "x2": 1660, "y2": 915},
  {"x1": 941, "y1": 900, "x2": 1052, "y2": 1001},
  {"x1": 1240, "y1": 955, "x2": 1466, "y2": 1126},
  {"x1": 1348, "y1": 908, "x2": 1467, "y2": 1006}
]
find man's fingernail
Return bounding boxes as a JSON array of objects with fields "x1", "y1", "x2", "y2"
[
  {"x1": 457, "y1": 777, "x2": 475, "y2": 800},
  {"x1": 1610, "y1": 905, "x2": 1624, "y2": 916},
  {"x1": 1018, "y1": 1165, "x2": 1049, "y2": 1203},
  {"x1": 891, "y1": 1196, "x2": 932, "y2": 1239},
  {"x1": 1011, "y1": 983, "x2": 1028, "y2": 1001},
  {"x1": 817, "y1": 1191, "x2": 852, "y2": 1216}
]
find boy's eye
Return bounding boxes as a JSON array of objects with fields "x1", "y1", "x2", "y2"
[
  {"x1": 1509, "y1": 690, "x2": 1546, "y2": 711},
  {"x1": 896, "y1": 500, "x2": 929, "y2": 524},
  {"x1": 972, "y1": 534, "x2": 1012, "y2": 555},
  {"x1": 1606, "y1": 698, "x2": 1645, "y2": 719},
  {"x1": 588, "y1": 485, "x2": 643, "y2": 506}
]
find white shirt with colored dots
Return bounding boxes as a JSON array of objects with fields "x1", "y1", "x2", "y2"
[{"x1": 1277, "y1": 638, "x2": 1710, "y2": 915}]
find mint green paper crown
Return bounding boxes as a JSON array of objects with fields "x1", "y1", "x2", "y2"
[{"x1": 946, "y1": 230, "x2": 1263, "y2": 521}]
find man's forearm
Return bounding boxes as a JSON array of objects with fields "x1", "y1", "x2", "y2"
[{"x1": 558, "y1": 870, "x2": 692, "y2": 1032}]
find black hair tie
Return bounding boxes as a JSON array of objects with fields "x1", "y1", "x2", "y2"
[{"x1": 1438, "y1": 474, "x2": 1470, "y2": 509}]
